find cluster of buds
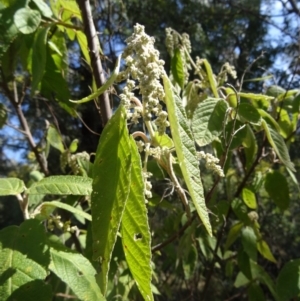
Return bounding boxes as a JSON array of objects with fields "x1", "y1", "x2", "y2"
[
  {"x1": 60, "y1": 151, "x2": 90, "y2": 175},
  {"x1": 47, "y1": 215, "x2": 78, "y2": 233},
  {"x1": 217, "y1": 62, "x2": 237, "y2": 84},
  {"x1": 119, "y1": 24, "x2": 168, "y2": 131},
  {"x1": 165, "y1": 28, "x2": 192, "y2": 86},
  {"x1": 197, "y1": 151, "x2": 224, "y2": 177}
]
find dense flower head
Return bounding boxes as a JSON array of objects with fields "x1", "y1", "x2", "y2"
[{"x1": 120, "y1": 24, "x2": 167, "y2": 131}]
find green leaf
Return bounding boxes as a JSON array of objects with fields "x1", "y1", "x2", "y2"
[
  {"x1": 49, "y1": 248, "x2": 106, "y2": 301},
  {"x1": 6, "y1": 280, "x2": 52, "y2": 301},
  {"x1": 231, "y1": 198, "x2": 251, "y2": 225},
  {"x1": 91, "y1": 106, "x2": 132, "y2": 294},
  {"x1": 0, "y1": 178, "x2": 26, "y2": 195},
  {"x1": 202, "y1": 59, "x2": 218, "y2": 98},
  {"x1": 27, "y1": 176, "x2": 92, "y2": 195},
  {"x1": 76, "y1": 30, "x2": 91, "y2": 65},
  {"x1": 32, "y1": 200, "x2": 92, "y2": 221},
  {"x1": 41, "y1": 49, "x2": 73, "y2": 115},
  {"x1": 264, "y1": 171, "x2": 290, "y2": 211},
  {"x1": 14, "y1": 7, "x2": 41, "y2": 34},
  {"x1": 242, "y1": 125, "x2": 258, "y2": 170},
  {"x1": 32, "y1": 0, "x2": 53, "y2": 18},
  {"x1": 242, "y1": 187, "x2": 257, "y2": 209},
  {"x1": 247, "y1": 282, "x2": 265, "y2": 301},
  {"x1": 0, "y1": 5, "x2": 20, "y2": 57},
  {"x1": 250, "y1": 261, "x2": 279, "y2": 300},
  {"x1": 266, "y1": 85, "x2": 286, "y2": 97},
  {"x1": 222, "y1": 120, "x2": 247, "y2": 150},
  {"x1": 192, "y1": 98, "x2": 228, "y2": 147},
  {"x1": 152, "y1": 131, "x2": 174, "y2": 148},
  {"x1": 69, "y1": 55, "x2": 121, "y2": 104},
  {"x1": 239, "y1": 92, "x2": 274, "y2": 102},
  {"x1": 257, "y1": 240, "x2": 276, "y2": 263},
  {"x1": 182, "y1": 244, "x2": 198, "y2": 280},
  {"x1": 224, "y1": 222, "x2": 243, "y2": 250},
  {"x1": 238, "y1": 250, "x2": 252, "y2": 280},
  {"x1": 31, "y1": 27, "x2": 49, "y2": 94},
  {"x1": 163, "y1": 74, "x2": 212, "y2": 236},
  {"x1": 171, "y1": 48, "x2": 185, "y2": 88},
  {"x1": 238, "y1": 103, "x2": 261, "y2": 125},
  {"x1": 277, "y1": 259, "x2": 300, "y2": 301},
  {"x1": 0, "y1": 219, "x2": 50, "y2": 299},
  {"x1": 241, "y1": 227, "x2": 257, "y2": 261},
  {"x1": 46, "y1": 124, "x2": 65, "y2": 153},
  {"x1": 262, "y1": 120, "x2": 295, "y2": 172},
  {"x1": 121, "y1": 137, "x2": 154, "y2": 301},
  {"x1": 0, "y1": 103, "x2": 7, "y2": 128},
  {"x1": 258, "y1": 110, "x2": 281, "y2": 132}
]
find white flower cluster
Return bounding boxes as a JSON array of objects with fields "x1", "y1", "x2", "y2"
[
  {"x1": 119, "y1": 24, "x2": 168, "y2": 134},
  {"x1": 197, "y1": 151, "x2": 224, "y2": 177}
]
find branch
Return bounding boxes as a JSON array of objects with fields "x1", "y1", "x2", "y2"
[
  {"x1": 1, "y1": 77, "x2": 49, "y2": 175},
  {"x1": 76, "y1": 0, "x2": 112, "y2": 126}
]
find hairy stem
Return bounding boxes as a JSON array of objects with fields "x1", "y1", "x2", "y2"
[{"x1": 76, "y1": 0, "x2": 112, "y2": 126}]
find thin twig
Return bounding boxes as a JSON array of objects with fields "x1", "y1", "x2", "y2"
[
  {"x1": 76, "y1": 0, "x2": 112, "y2": 126},
  {"x1": 1, "y1": 76, "x2": 49, "y2": 175},
  {"x1": 75, "y1": 111, "x2": 100, "y2": 136}
]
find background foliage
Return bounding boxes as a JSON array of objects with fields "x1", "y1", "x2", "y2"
[{"x1": 0, "y1": 0, "x2": 300, "y2": 300}]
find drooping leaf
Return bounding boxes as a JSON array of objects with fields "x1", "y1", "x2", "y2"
[
  {"x1": 27, "y1": 176, "x2": 92, "y2": 195},
  {"x1": 264, "y1": 171, "x2": 290, "y2": 211},
  {"x1": 257, "y1": 240, "x2": 276, "y2": 263},
  {"x1": 91, "y1": 106, "x2": 132, "y2": 293},
  {"x1": 238, "y1": 103, "x2": 261, "y2": 125},
  {"x1": 163, "y1": 74, "x2": 212, "y2": 236},
  {"x1": 13, "y1": 7, "x2": 41, "y2": 34},
  {"x1": 258, "y1": 110, "x2": 281, "y2": 132},
  {"x1": 241, "y1": 227, "x2": 257, "y2": 261},
  {"x1": 49, "y1": 248, "x2": 106, "y2": 301},
  {"x1": 0, "y1": 178, "x2": 26, "y2": 195},
  {"x1": 242, "y1": 187, "x2": 257, "y2": 209},
  {"x1": 121, "y1": 137, "x2": 154, "y2": 301},
  {"x1": 0, "y1": 219, "x2": 50, "y2": 300},
  {"x1": 250, "y1": 261, "x2": 279, "y2": 300},
  {"x1": 262, "y1": 120, "x2": 295, "y2": 172},
  {"x1": 277, "y1": 259, "x2": 300, "y2": 301},
  {"x1": 224, "y1": 222, "x2": 243, "y2": 250},
  {"x1": 32, "y1": 200, "x2": 92, "y2": 221},
  {"x1": 238, "y1": 250, "x2": 252, "y2": 280},
  {"x1": 242, "y1": 125, "x2": 258, "y2": 170},
  {"x1": 192, "y1": 98, "x2": 228, "y2": 147},
  {"x1": 202, "y1": 59, "x2": 218, "y2": 98},
  {"x1": 76, "y1": 30, "x2": 91, "y2": 65},
  {"x1": 46, "y1": 124, "x2": 65, "y2": 153},
  {"x1": 171, "y1": 48, "x2": 185, "y2": 89},
  {"x1": 31, "y1": 27, "x2": 49, "y2": 94}
]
